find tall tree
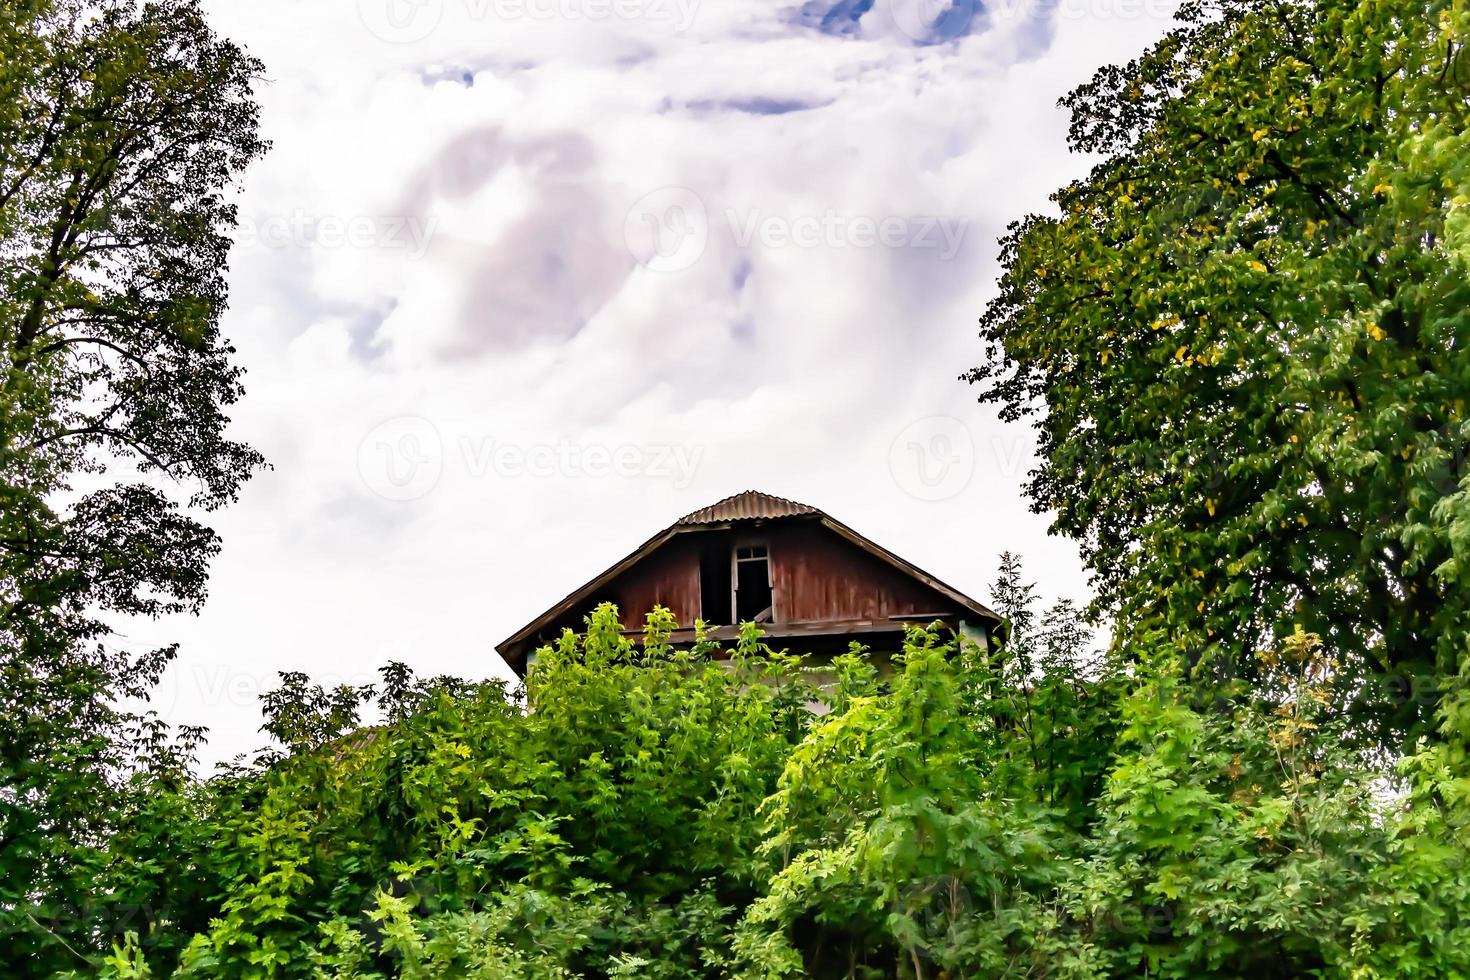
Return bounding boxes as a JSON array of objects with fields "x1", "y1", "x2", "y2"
[
  {"x1": 969, "y1": 0, "x2": 1470, "y2": 742},
  {"x1": 0, "y1": 0, "x2": 266, "y2": 969}
]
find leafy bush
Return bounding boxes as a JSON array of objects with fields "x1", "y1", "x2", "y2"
[
  {"x1": 35, "y1": 558, "x2": 1467, "y2": 980},
  {"x1": 150, "y1": 606, "x2": 817, "y2": 978}
]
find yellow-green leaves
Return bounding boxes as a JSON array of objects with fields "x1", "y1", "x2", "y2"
[{"x1": 970, "y1": 0, "x2": 1470, "y2": 745}]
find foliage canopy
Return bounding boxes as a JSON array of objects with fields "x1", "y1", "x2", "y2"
[{"x1": 969, "y1": 0, "x2": 1470, "y2": 743}]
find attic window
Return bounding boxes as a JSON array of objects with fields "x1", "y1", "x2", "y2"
[{"x1": 733, "y1": 543, "x2": 774, "y2": 624}]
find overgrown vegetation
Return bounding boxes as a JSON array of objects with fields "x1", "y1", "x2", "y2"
[
  {"x1": 27, "y1": 585, "x2": 1470, "y2": 978},
  {"x1": 6, "y1": 0, "x2": 1470, "y2": 975}
]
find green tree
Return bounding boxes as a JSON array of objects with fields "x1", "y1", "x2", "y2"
[
  {"x1": 968, "y1": 0, "x2": 1470, "y2": 743},
  {"x1": 741, "y1": 627, "x2": 1067, "y2": 978},
  {"x1": 985, "y1": 553, "x2": 1121, "y2": 829},
  {"x1": 0, "y1": 1, "x2": 266, "y2": 971}
]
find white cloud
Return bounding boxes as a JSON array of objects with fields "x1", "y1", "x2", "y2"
[{"x1": 135, "y1": 0, "x2": 1182, "y2": 766}]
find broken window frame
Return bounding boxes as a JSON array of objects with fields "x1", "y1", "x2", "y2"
[{"x1": 732, "y1": 540, "x2": 774, "y2": 624}]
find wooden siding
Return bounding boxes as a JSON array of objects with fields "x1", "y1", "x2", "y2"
[
  {"x1": 549, "y1": 522, "x2": 967, "y2": 635},
  {"x1": 767, "y1": 522, "x2": 960, "y2": 624},
  {"x1": 609, "y1": 533, "x2": 702, "y2": 628}
]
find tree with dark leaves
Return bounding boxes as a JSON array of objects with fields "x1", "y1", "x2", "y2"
[{"x1": 0, "y1": 1, "x2": 266, "y2": 971}]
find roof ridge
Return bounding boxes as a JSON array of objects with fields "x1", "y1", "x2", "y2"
[{"x1": 675, "y1": 489, "x2": 820, "y2": 526}]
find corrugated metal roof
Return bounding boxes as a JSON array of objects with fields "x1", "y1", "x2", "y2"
[{"x1": 675, "y1": 490, "x2": 820, "y2": 526}]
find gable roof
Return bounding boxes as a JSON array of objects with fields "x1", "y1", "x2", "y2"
[{"x1": 496, "y1": 490, "x2": 1000, "y2": 672}]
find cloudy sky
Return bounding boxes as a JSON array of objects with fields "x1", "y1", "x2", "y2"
[{"x1": 132, "y1": 0, "x2": 1178, "y2": 765}]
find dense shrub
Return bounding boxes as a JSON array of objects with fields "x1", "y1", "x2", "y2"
[{"x1": 34, "y1": 566, "x2": 1467, "y2": 979}]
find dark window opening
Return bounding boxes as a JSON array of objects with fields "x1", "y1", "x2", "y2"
[
  {"x1": 734, "y1": 543, "x2": 773, "y2": 623},
  {"x1": 700, "y1": 544, "x2": 732, "y2": 625}
]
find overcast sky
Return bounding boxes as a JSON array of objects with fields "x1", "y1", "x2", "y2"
[{"x1": 130, "y1": 0, "x2": 1178, "y2": 766}]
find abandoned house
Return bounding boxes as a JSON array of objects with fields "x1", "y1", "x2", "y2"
[{"x1": 496, "y1": 490, "x2": 1001, "y2": 675}]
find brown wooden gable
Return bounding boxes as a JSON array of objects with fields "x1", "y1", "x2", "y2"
[{"x1": 496, "y1": 491, "x2": 1000, "y2": 675}]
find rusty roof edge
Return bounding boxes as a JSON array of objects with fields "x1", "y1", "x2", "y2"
[
  {"x1": 495, "y1": 525, "x2": 681, "y2": 669},
  {"x1": 815, "y1": 515, "x2": 1002, "y2": 627},
  {"x1": 667, "y1": 513, "x2": 821, "y2": 533}
]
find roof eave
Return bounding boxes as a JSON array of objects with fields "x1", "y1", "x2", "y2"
[{"x1": 815, "y1": 515, "x2": 1002, "y2": 626}]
